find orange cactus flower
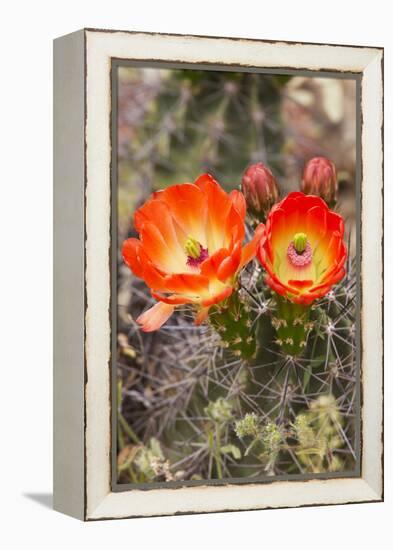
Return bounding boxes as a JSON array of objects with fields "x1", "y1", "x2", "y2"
[
  {"x1": 257, "y1": 192, "x2": 347, "y2": 305},
  {"x1": 122, "y1": 174, "x2": 264, "y2": 331}
]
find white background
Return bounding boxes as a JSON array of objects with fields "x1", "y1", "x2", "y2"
[{"x1": 1, "y1": 1, "x2": 391, "y2": 548}]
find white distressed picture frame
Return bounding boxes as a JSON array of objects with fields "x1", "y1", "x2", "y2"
[{"x1": 53, "y1": 29, "x2": 383, "y2": 521}]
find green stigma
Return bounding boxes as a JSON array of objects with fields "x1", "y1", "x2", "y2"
[
  {"x1": 184, "y1": 235, "x2": 201, "y2": 259},
  {"x1": 293, "y1": 232, "x2": 308, "y2": 254}
]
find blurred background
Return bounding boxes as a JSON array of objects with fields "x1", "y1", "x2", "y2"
[
  {"x1": 117, "y1": 67, "x2": 357, "y2": 245},
  {"x1": 116, "y1": 67, "x2": 358, "y2": 484}
]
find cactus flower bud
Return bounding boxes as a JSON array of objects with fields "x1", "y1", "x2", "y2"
[
  {"x1": 241, "y1": 162, "x2": 279, "y2": 221},
  {"x1": 301, "y1": 157, "x2": 338, "y2": 207}
]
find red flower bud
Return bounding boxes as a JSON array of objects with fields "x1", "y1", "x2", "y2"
[
  {"x1": 301, "y1": 157, "x2": 338, "y2": 207},
  {"x1": 241, "y1": 162, "x2": 279, "y2": 221}
]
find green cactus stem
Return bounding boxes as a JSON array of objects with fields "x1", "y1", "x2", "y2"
[
  {"x1": 209, "y1": 290, "x2": 256, "y2": 359},
  {"x1": 272, "y1": 294, "x2": 313, "y2": 356}
]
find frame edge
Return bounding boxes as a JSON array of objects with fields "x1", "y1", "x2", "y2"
[
  {"x1": 83, "y1": 30, "x2": 384, "y2": 520},
  {"x1": 53, "y1": 29, "x2": 86, "y2": 521}
]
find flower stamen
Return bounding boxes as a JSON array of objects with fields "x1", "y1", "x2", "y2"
[
  {"x1": 184, "y1": 235, "x2": 209, "y2": 267},
  {"x1": 293, "y1": 232, "x2": 307, "y2": 254},
  {"x1": 287, "y1": 234, "x2": 312, "y2": 268}
]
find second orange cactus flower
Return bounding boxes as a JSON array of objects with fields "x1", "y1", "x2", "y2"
[{"x1": 257, "y1": 191, "x2": 347, "y2": 306}]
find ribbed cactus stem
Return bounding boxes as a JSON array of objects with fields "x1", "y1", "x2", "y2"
[
  {"x1": 272, "y1": 294, "x2": 313, "y2": 356},
  {"x1": 209, "y1": 290, "x2": 256, "y2": 359}
]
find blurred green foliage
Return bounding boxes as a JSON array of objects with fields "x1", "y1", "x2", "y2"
[{"x1": 117, "y1": 67, "x2": 290, "y2": 237}]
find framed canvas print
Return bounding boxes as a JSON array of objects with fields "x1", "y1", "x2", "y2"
[{"x1": 53, "y1": 29, "x2": 384, "y2": 520}]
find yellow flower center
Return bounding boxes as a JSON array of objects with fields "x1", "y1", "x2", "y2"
[
  {"x1": 184, "y1": 236, "x2": 209, "y2": 268},
  {"x1": 293, "y1": 232, "x2": 308, "y2": 254},
  {"x1": 184, "y1": 235, "x2": 201, "y2": 259}
]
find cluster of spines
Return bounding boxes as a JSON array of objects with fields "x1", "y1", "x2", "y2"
[
  {"x1": 271, "y1": 295, "x2": 314, "y2": 356},
  {"x1": 209, "y1": 290, "x2": 256, "y2": 359}
]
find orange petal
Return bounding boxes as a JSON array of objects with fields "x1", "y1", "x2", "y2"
[
  {"x1": 271, "y1": 192, "x2": 329, "y2": 239},
  {"x1": 319, "y1": 243, "x2": 347, "y2": 285},
  {"x1": 287, "y1": 279, "x2": 314, "y2": 289},
  {"x1": 122, "y1": 238, "x2": 144, "y2": 278},
  {"x1": 200, "y1": 248, "x2": 230, "y2": 279},
  {"x1": 229, "y1": 189, "x2": 246, "y2": 220},
  {"x1": 217, "y1": 241, "x2": 242, "y2": 282},
  {"x1": 306, "y1": 205, "x2": 327, "y2": 243},
  {"x1": 225, "y1": 205, "x2": 245, "y2": 247},
  {"x1": 194, "y1": 173, "x2": 220, "y2": 193},
  {"x1": 195, "y1": 174, "x2": 234, "y2": 250},
  {"x1": 291, "y1": 280, "x2": 337, "y2": 304},
  {"x1": 201, "y1": 286, "x2": 233, "y2": 307},
  {"x1": 140, "y1": 221, "x2": 180, "y2": 272},
  {"x1": 195, "y1": 307, "x2": 210, "y2": 325},
  {"x1": 264, "y1": 275, "x2": 298, "y2": 297},
  {"x1": 256, "y1": 230, "x2": 271, "y2": 265},
  {"x1": 141, "y1": 262, "x2": 167, "y2": 291},
  {"x1": 155, "y1": 182, "x2": 208, "y2": 245},
  {"x1": 151, "y1": 291, "x2": 196, "y2": 305},
  {"x1": 280, "y1": 192, "x2": 327, "y2": 215},
  {"x1": 325, "y1": 231, "x2": 345, "y2": 264},
  {"x1": 311, "y1": 267, "x2": 346, "y2": 293},
  {"x1": 275, "y1": 195, "x2": 301, "y2": 229},
  {"x1": 134, "y1": 199, "x2": 186, "y2": 259},
  {"x1": 240, "y1": 223, "x2": 265, "y2": 269},
  {"x1": 163, "y1": 273, "x2": 210, "y2": 294},
  {"x1": 265, "y1": 272, "x2": 299, "y2": 296},
  {"x1": 136, "y1": 302, "x2": 175, "y2": 332},
  {"x1": 326, "y1": 210, "x2": 345, "y2": 236},
  {"x1": 266, "y1": 207, "x2": 288, "y2": 251}
]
